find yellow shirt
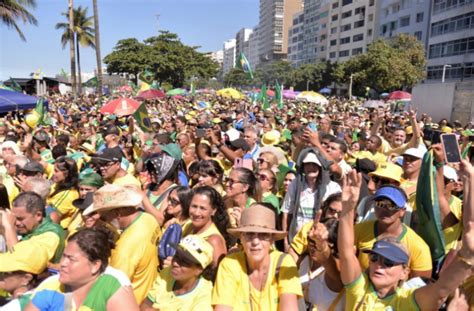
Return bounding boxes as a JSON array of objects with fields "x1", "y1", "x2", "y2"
[
  {"x1": 182, "y1": 221, "x2": 223, "y2": 241},
  {"x1": 2, "y1": 173, "x2": 19, "y2": 204},
  {"x1": 212, "y1": 251, "x2": 303, "y2": 311},
  {"x1": 112, "y1": 173, "x2": 141, "y2": 188},
  {"x1": 345, "y1": 273, "x2": 419, "y2": 310},
  {"x1": 355, "y1": 221, "x2": 432, "y2": 273},
  {"x1": 47, "y1": 186, "x2": 79, "y2": 229},
  {"x1": 443, "y1": 195, "x2": 463, "y2": 254},
  {"x1": 20, "y1": 232, "x2": 60, "y2": 265},
  {"x1": 110, "y1": 212, "x2": 161, "y2": 304},
  {"x1": 348, "y1": 151, "x2": 387, "y2": 166},
  {"x1": 147, "y1": 267, "x2": 213, "y2": 311},
  {"x1": 290, "y1": 220, "x2": 313, "y2": 255}
]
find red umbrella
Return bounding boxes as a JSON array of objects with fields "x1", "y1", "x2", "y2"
[
  {"x1": 388, "y1": 91, "x2": 411, "y2": 100},
  {"x1": 255, "y1": 89, "x2": 275, "y2": 97},
  {"x1": 117, "y1": 85, "x2": 133, "y2": 93},
  {"x1": 99, "y1": 97, "x2": 140, "y2": 116},
  {"x1": 136, "y1": 89, "x2": 165, "y2": 100}
]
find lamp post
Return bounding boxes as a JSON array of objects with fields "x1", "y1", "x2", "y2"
[{"x1": 441, "y1": 64, "x2": 451, "y2": 83}]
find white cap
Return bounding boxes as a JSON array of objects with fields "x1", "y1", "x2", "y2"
[
  {"x1": 225, "y1": 128, "x2": 240, "y2": 142},
  {"x1": 443, "y1": 165, "x2": 458, "y2": 181},
  {"x1": 302, "y1": 152, "x2": 321, "y2": 167},
  {"x1": 403, "y1": 145, "x2": 427, "y2": 159}
]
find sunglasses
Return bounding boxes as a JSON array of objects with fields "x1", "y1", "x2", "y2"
[
  {"x1": 242, "y1": 232, "x2": 272, "y2": 241},
  {"x1": 374, "y1": 200, "x2": 399, "y2": 212},
  {"x1": 227, "y1": 179, "x2": 243, "y2": 187},
  {"x1": 257, "y1": 158, "x2": 269, "y2": 165},
  {"x1": 371, "y1": 176, "x2": 394, "y2": 185},
  {"x1": 369, "y1": 253, "x2": 399, "y2": 268},
  {"x1": 168, "y1": 197, "x2": 181, "y2": 207}
]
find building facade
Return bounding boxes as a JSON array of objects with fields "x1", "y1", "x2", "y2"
[
  {"x1": 288, "y1": 11, "x2": 306, "y2": 66},
  {"x1": 247, "y1": 26, "x2": 261, "y2": 69},
  {"x1": 377, "y1": 0, "x2": 431, "y2": 47},
  {"x1": 258, "y1": 0, "x2": 304, "y2": 63},
  {"x1": 222, "y1": 39, "x2": 237, "y2": 75},
  {"x1": 235, "y1": 28, "x2": 253, "y2": 58},
  {"x1": 426, "y1": 0, "x2": 474, "y2": 81}
]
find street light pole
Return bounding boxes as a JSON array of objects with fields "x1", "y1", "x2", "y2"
[
  {"x1": 348, "y1": 74, "x2": 353, "y2": 100},
  {"x1": 442, "y1": 64, "x2": 451, "y2": 83}
]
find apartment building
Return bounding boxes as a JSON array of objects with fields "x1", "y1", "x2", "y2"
[
  {"x1": 288, "y1": 11, "x2": 306, "y2": 66},
  {"x1": 222, "y1": 39, "x2": 236, "y2": 74},
  {"x1": 426, "y1": 0, "x2": 474, "y2": 80},
  {"x1": 235, "y1": 28, "x2": 254, "y2": 58},
  {"x1": 248, "y1": 27, "x2": 261, "y2": 69}
]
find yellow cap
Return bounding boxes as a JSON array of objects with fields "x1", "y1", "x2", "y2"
[
  {"x1": 369, "y1": 163, "x2": 403, "y2": 183},
  {"x1": 0, "y1": 241, "x2": 49, "y2": 274},
  {"x1": 174, "y1": 235, "x2": 214, "y2": 268},
  {"x1": 189, "y1": 111, "x2": 197, "y2": 116},
  {"x1": 212, "y1": 118, "x2": 222, "y2": 124},
  {"x1": 405, "y1": 126, "x2": 413, "y2": 135}
]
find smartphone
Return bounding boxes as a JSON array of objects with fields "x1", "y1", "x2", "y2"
[
  {"x1": 432, "y1": 130, "x2": 442, "y2": 144},
  {"x1": 441, "y1": 133, "x2": 461, "y2": 163},
  {"x1": 469, "y1": 135, "x2": 474, "y2": 142},
  {"x1": 308, "y1": 123, "x2": 318, "y2": 132},
  {"x1": 196, "y1": 128, "x2": 206, "y2": 138}
]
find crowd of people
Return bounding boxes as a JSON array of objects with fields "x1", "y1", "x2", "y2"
[{"x1": 0, "y1": 91, "x2": 473, "y2": 310}]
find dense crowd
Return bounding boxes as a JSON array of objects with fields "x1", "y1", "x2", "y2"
[{"x1": 0, "y1": 91, "x2": 473, "y2": 311}]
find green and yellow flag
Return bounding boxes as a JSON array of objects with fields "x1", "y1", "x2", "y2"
[
  {"x1": 133, "y1": 103, "x2": 152, "y2": 132},
  {"x1": 258, "y1": 85, "x2": 269, "y2": 110},
  {"x1": 415, "y1": 150, "x2": 446, "y2": 261},
  {"x1": 139, "y1": 69, "x2": 154, "y2": 84},
  {"x1": 275, "y1": 81, "x2": 283, "y2": 109},
  {"x1": 34, "y1": 97, "x2": 45, "y2": 125},
  {"x1": 239, "y1": 52, "x2": 254, "y2": 80}
]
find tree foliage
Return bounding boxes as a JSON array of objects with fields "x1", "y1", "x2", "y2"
[
  {"x1": 1, "y1": 0, "x2": 37, "y2": 41},
  {"x1": 104, "y1": 31, "x2": 219, "y2": 87}
]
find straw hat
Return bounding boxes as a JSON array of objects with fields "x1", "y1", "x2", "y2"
[
  {"x1": 83, "y1": 184, "x2": 142, "y2": 216},
  {"x1": 228, "y1": 205, "x2": 286, "y2": 240}
]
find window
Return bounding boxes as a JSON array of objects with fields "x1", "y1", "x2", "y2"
[
  {"x1": 414, "y1": 31, "x2": 422, "y2": 40},
  {"x1": 321, "y1": 46, "x2": 326, "y2": 51},
  {"x1": 339, "y1": 50, "x2": 350, "y2": 57},
  {"x1": 368, "y1": 14, "x2": 374, "y2": 21},
  {"x1": 393, "y1": 4, "x2": 400, "y2": 13},
  {"x1": 433, "y1": 0, "x2": 473, "y2": 15},
  {"x1": 329, "y1": 52, "x2": 336, "y2": 58},
  {"x1": 381, "y1": 24, "x2": 388, "y2": 35},
  {"x1": 341, "y1": 24, "x2": 351, "y2": 32},
  {"x1": 416, "y1": 12, "x2": 424, "y2": 23},
  {"x1": 427, "y1": 62, "x2": 474, "y2": 80},
  {"x1": 330, "y1": 39, "x2": 337, "y2": 46},
  {"x1": 429, "y1": 37, "x2": 474, "y2": 59},
  {"x1": 352, "y1": 47, "x2": 363, "y2": 55},
  {"x1": 354, "y1": 6, "x2": 365, "y2": 14},
  {"x1": 342, "y1": 11, "x2": 352, "y2": 18},
  {"x1": 331, "y1": 27, "x2": 338, "y2": 34},
  {"x1": 321, "y1": 23, "x2": 327, "y2": 29},
  {"x1": 342, "y1": 0, "x2": 352, "y2": 6},
  {"x1": 340, "y1": 36, "x2": 350, "y2": 44},
  {"x1": 353, "y1": 33, "x2": 364, "y2": 41},
  {"x1": 368, "y1": 29, "x2": 373, "y2": 36},
  {"x1": 354, "y1": 20, "x2": 365, "y2": 28},
  {"x1": 430, "y1": 12, "x2": 474, "y2": 37},
  {"x1": 320, "y1": 34, "x2": 327, "y2": 40},
  {"x1": 400, "y1": 16, "x2": 410, "y2": 27},
  {"x1": 332, "y1": 2, "x2": 339, "y2": 9},
  {"x1": 390, "y1": 21, "x2": 397, "y2": 30},
  {"x1": 369, "y1": 0, "x2": 375, "y2": 6},
  {"x1": 332, "y1": 14, "x2": 338, "y2": 21}
]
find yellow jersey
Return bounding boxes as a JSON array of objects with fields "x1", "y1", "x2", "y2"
[
  {"x1": 290, "y1": 220, "x2": 313, "y2": 255},
  {"x1": 112, "y1": 173, "x2": 141, "y2": 188},
  {"x1": 47, "y1": 185, "x2": 79, "y2": 229}
]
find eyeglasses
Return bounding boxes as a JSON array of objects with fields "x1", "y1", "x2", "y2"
[
  {"x1": 371, "y1": 176, "x2": 394, "y2": 185},
  {"x1": 258, "y1": 174, "x2": 271, "y2": 182},
  {"x1": 168, "y1": 197, "x2": 181, "y2": 207},
  {"x1": 242, "y1": 232, "x2": 272, "y2": 241},
  {"x1": 227, "y1": 179, "x2": 243, "y2": 187},
  {"x1": 257, "y1": 158, "x2": 269, "y2": 165},
  {"x1": 374, "y1": 200, "x2": 399, "y2": 212},
  {"x1": 369, "y1": 253, "x2": 399, "y2": 268}
]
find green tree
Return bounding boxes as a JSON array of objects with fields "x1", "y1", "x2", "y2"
[
  {"x1": 56, "y1": 5, "x2": 95, "y2": 94},
  {"x1": 1, "y1": 0, "x2": 37, "y2": 41},
  {"x1": 223, "y1": 68, "x2": 253, "y2": 87},
  {"x1": 103, "y1": 38, "x2": 148, "y2": 84},
  {"x1": 255, "y1": 60, "x2": 294, "y2": 86}
]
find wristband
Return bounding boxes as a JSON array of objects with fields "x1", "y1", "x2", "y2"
[{"x1": 434, "y1": 161, "x2": 444, "y2": 169}]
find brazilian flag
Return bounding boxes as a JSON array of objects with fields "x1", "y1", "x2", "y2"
[
  {"x1": 239, "y1": 52, "x2": 254, "y2": 80},
  {"x1": 258, "y1": 85, "x2": 269, "y2": 110},
  {"x1": 139, "y1": 69, "x2": 154, "y2": 84},
  {"x1": 133, "y1": 103, "x2": 152, "y2": 132},
  {"x1": 34, "y1": 97, "x2": 45, "y2": 125},
  {"x1": 415, "y1": 150, "x2": 446, "y2": 261},
  {"x1": 275, "y1": 81, "x2": 283, "y2": 109}
]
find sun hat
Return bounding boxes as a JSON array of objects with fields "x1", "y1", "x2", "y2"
[
  {"x1": 363, "y1": 239, "x2": 409, "y2": 265},
  {"x1": 171, "y1": 235, "x2": 214, "y2": 269},
  {"x1": 373, "y1": 186, "x2": 407, "y2": 208},
  {"x1": 228, "y1": 204, "x2": 287, "y2": 240},
  {"x1": 83, "y1": 184, "x2": 142, "y2": 216},
  {"x1": 302, "y1": 152, "x2": 322, "y2": 167},
  {"x1": 0, "y1": 241, "x2": 49, "y2": 274},
  {"x1": 261, "y1": 131, "x2": 280, "y2": 146},
  {"x1": 369, "y1": 163, "x2": 403, "y2": 184}
]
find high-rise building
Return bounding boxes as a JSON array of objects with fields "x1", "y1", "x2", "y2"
[
  {"x1": 301, "y1": 0, "x2": 323, "y2": 64},
  {"x1": 325, "y1": 0, "x2": 379, "y2": 62},
  {"x1": 209, "y1": 50, "x2": 224, "y2": 68},
  {"x1": 235, "y1": 28, "x2": 254, "y2": 58},
  {"x1": 288, "y1": 11, "x2": 306, "y2": 66},
  {"x1": 248, "y1": 26, "x2": 261, "y2": 69},
  {"x1": 376, "y1": 0, "x2": 431, "y2": 47},
  {"x1": 222, "y1": 39, "x2": 237, "y2": 74},
  {"x1": 258, "y1": 0, "x2": 304, "y2": 63},
  {"x1": 426, "y1": 0, "x2": 474, "y2": 81}
]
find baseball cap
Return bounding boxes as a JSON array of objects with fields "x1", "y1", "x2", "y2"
[
  {"x1": 363, "y1": 239, "x2": 409, "y2": 265},
  {"x1": 369, "y1": 163, "x2": 403, "y2": 184},
  {"x1": 373, "y1": 186, "x2": 407, "y2": 208},
  {"x1": 95, "y1": 147, "x2": 123, "y2": 163},
  {"x1": 302, "y1": 152, "x2": 322, "y2": 167},
  {"x1": 443, "y1": 165, "x2": 458, "y2": 181},
  {"x1": 73, "y1": 191, "x2": 94, "y2": 211},
  {"x1": 403, "y1": 146, "x2": 427, "y2": 159},
  {"x1": 102, "y1": 124, "x2": 120, "y2": 136},
  {"x1": 21, "y1": 161, "x2": 44, "y2": 174},
  {"x1": 171, "y1": 235, "x2": 214, "y2": 269},
  {"x1": 159, "y1": 143, "x2": 182, "y2": 160}
]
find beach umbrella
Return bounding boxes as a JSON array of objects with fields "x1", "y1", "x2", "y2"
[
  {"x1": 296, "y1": 91, "x2": 328, "y2": 105},
  {"x1": 216, "y1": 88, "x2": 243, "y2": 99},
  {"x1": 117, "y1": 85, "x2": 133, "y2": 93},
  {"x1": 99, "y1": 97, "x2": 140, "y2": 116},
  {"x1": 319, "y1": 87, "x2": 331, "y2": 94},
  {"x1": 283, "y1": 89, "x2": 297, "y2": 99},
  {"x1": 380, "y1": 92, "x2": 390, "y2": 97},
  {"x1": 388, "y1": 91, "x2": 411, "y2": 101},
  {"x1": 0, "y1": 89, "x2": 48, "y2": 113},
  {"x1": 363, "y1": 100, "x2": 385, "y2": 108},
  {"x1": 136, "y1": 89, "x2": 165, "y2": 100},
  {"x1": 166, "y1": 88, "x2": 186, "y2": 96}
]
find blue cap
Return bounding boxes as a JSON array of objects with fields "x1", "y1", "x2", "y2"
[
  {"x1": 363, "y1": 240, "x2": 409, "y2": 265},
  {"x1": 373, "y1": 186, "x2": 407, "y2": 208}
]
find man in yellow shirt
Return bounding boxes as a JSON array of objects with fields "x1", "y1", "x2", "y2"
[
  {"x1": 348, "y1": 135, "x2": 387, "y2": 166},
  {"x1": 83, "y1": 184, "x2": 161, "y2": 304},
  {"x1": 95, "y1": 147, "x2": 141, "y2": 188},
  {"x1": 0, "y1": 192, "x2": 65, "y2": 265}
]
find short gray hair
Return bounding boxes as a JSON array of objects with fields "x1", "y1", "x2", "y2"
[{"x1": 23, "y1": 177, "x2": 52, "y2": 200}]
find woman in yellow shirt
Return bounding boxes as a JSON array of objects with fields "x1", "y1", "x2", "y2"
[
  {"x1": 47, "y1": 156, "x2": 79, "y2": 229},
  {"x1": 213, "y1": 204, "x2": 302, "y2": 311}
]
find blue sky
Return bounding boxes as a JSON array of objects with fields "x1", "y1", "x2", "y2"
[{"x1": 0, "y1": 0, "x2": 259, "y2": 80}]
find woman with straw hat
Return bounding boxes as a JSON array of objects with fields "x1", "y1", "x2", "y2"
[{"x1": 212, "y1": 203, "x2": 302, "y2": 311}]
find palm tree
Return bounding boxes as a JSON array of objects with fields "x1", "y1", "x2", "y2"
[
  {"x1": 56, "y1": 5, "x2": 95, "y2": 95},
  {"x1": 92, "y1": 0, "x2": 103, "y2": 97},
  {"x1": 0, "y1": 0, "x2": 38, "y2": 41}
]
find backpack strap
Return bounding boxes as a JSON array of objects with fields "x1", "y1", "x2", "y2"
[
  {"x1": 148, "y1": 185, "x2": 178, "y2": 208},
  {"x1": 275, "y1": 253, "x2": 287, "y2": 282}
]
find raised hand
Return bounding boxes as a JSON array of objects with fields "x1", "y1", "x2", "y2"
[{"x1": 341, "y1": 169, "x2": 362, "y2": 214}]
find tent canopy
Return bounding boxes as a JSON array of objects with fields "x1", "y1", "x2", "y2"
[{"x1": 0, "y1": 89, "x2": 47, "y2": 113}]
